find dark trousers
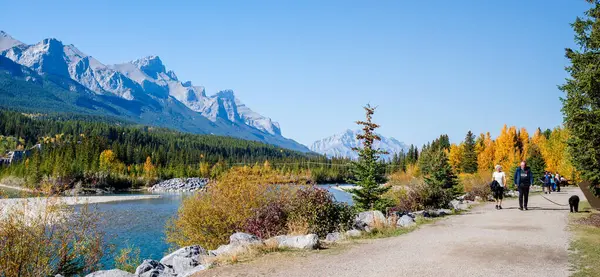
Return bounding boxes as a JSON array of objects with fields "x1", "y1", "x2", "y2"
[{"x1": 518, "y1": 185, "x2": 530, "y2": 209}]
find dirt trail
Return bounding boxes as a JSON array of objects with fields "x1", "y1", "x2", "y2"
[{"x1": 196, "y1": 187, "x2": 585, "y2": 277}]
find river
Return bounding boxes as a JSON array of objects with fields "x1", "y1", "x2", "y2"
[{"x1": 1, "y1": 184, "x2": 353, "y2": 269}]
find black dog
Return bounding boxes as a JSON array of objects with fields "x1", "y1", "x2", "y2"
[{"x1": 569, "y1": 195, "x2": 580, "y2": 213}]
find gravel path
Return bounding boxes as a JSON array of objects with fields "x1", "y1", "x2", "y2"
[{"x1": 196, "y1": 187, "x2": 585, "y2": 277}]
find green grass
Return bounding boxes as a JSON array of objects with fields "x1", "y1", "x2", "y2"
[
  {"x1": 569, "y1": 201, "x2": 600, "y2": 277},
  {"x1": 354, "y1": 226, "x2": 415, "y2": 239}
]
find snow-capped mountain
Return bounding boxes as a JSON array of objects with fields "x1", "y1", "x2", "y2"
[
  {"x1": 0, "y1": 31, "x2": 303, "y2": 151},
  {"x1": 310, "y1": 129, "x2": 408, "y2": 160}
]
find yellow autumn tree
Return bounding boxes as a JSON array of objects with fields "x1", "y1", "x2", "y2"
[
  {"x1": 477, "y1": 132, "x2": 495, "y2": 173},
  {"x1": 199, "y1": 162, "x2": 210, "y2": 178},
  {"x1": 494, "y1": 125, "x2": 519, "y2": 172},
  {"x1": 263, "y1": 160, "x2": 272, "y2": 170},
  {"x1": 554, "y1": 128, "x2": 576, "y2": 179},
  {"x1": 543, "y1": 127, "x2": 573, "y2": 177},
  {"x1": 518, "y1": 127, "x2": 530, "y2": 161},
  {"x1": 99, "y1": 149, "x2": 117, "y2": 173},
  {"x1": 448, "y1": 143, "x2": 464, "y2": 173},
  {"x1": 531, "y1": 128, "x2": 546, "y2": 150},
  {"x1": 143, "y1": 156, "x2": 157, "y2": 182}
]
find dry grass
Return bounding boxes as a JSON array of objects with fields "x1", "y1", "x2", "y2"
[
  {"x1": 207, "y1": 240, "x2": 296, "y2": 267},
  {"x1": 0, "y1": 194, "x2": 105, "y2": 276}
]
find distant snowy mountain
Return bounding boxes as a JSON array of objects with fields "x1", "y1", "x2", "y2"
[
  {"x1": 310, "y1": 129, "x2": 408, "y2": 160},
  {"x1": 0, "y1": 31, "x2": 305, "y2": 151}
]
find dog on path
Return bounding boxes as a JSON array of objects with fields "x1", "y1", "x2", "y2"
[{"x1": 569, "y1": 195, "x2": 580, "y2": 213}]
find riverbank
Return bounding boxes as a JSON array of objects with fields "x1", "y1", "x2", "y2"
[
  {"x1": 0, "y1": 194, "x2": 161, "y2": 206},
  {"x1": 0, "y1": 183, "x2": 35, "y2": 193},
  {"x1": 330, "y1": 185, "x2": 358, "y2": 192},
  {"x1": 0, "y1": 195, "x2": 162, "y2": 221}
]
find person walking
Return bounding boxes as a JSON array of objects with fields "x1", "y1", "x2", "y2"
[
  {"x1": 514, "y1": 161, "x2": 534, "y2": 211},
  {"x1": 492, "y1": 165, "x2": 506, "y2": 209},
  {"x1": 543, "y1": 172, "x2": 551, "y2": 194},
  {"x1": 555, "y1": 172, "x2": 561, "y2": 192}
]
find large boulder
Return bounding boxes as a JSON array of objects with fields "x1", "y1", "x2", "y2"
[
  {"x1": 229, "y1": 232, "x2": 262, "y2": 245},
  {"x1": 209, "y1": 243, "x2": 248, "y2": 257},
  {"x1": 423, "y1": 209, "x2": 452, "y2": 218},
  {"x1": 325, "y1": 232, "x2": 343, "y2": 242},
  {"x1": 178, "y1": 265, "x2": 208, "y2": 277},
  {"x1": 355, "y1": 211, "x2": 386, "y2": 230},
  {"x1": 134, "y1": 259, "x2": 175, "y2": 277},
  {"x1": 345, "y1": 229, "x2": 362, "y2": 238},
  {"x1": 438, "y1": 209, "x2": 452, "y2": 215},
  {"x1": 267, "y1": 234, "x2": 319, "y2": 250},
  {"x1": 450, "y1": 200, "x2": 469, "y2": 211},
  {"x1": 396, "y1": 215, "x2": 416, "y2": 228},
  {"x1": 209, "y1": 232, "x2": 263, "y2": 257},
  {"x1": 160, "y1": 245, "x2": 208, "y2": 274},
  {"x1": 85, "y1": 270, "x2": 134, "y2": 277},
  {"x1": 412, "y1": 210, "x2": 425, "y2": 217}
]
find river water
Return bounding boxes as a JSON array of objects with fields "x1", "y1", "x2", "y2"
[{"x1": 1, "y1": 184, "x2": 353, "y2": 269}]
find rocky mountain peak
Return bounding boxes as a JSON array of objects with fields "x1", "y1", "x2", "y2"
[
  {"x1": 40, "y1": 38, "x2": 63, "y2": 50},
  {"x1": 0, "y1": 30, "x2": 24, "y2": 51},
  {"x1": 215, "y1": 89, "x2": 235, "y2": 100},
  {"x1": 0, "y1": 32, "x2": 301, "y2": 150},
  {"x1": 310, "y1": 130, "x2": 408, "y2": 160},
  {"x1": 132, "y1": 55, "x2": 165, "y2": 78}
]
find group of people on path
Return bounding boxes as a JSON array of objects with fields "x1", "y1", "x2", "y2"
[
  {"x1": 542, "y1": 171, "x2": 564, "y2": 194},
  {"x1": 490, "y1": 161, "x2": 561, "y2": 211}
]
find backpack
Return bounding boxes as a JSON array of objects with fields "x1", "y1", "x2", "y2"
[{"x1": 490, "y1": 180, "x2": 499, "y2": 191}]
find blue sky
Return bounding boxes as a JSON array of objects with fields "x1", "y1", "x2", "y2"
[{"x1": 0, "y1": 0, "x2": 591, "y2": 146}]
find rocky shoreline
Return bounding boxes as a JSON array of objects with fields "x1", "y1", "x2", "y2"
[
  {"x1": 148, "y1": 178, "x2": 209, "y2": 192},
  {"x1": 84, "y1": 202, "x2": 477, "y2": 277}
]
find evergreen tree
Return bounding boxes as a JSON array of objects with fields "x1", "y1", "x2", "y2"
[
  {"x1": 527, "y1": 144, "x2": 546, "y2": 185},
  {"x1": 424, "y1": 149, "x2": 460, "y2": 193},
  {"x1": 561, "y1": 0, "x2": 600, "y2": 196},
  {"x1": 460, "y1": 130, "x2": 478, "y2": 174},
  {"x1": 406, "y1": 145, "x2": 415, "y2": 165},
  {"x1": 348, "y1": 105, "x2": 389, "y2": 211}
]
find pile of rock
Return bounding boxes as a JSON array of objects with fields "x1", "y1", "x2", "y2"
[
  {"x1": 85, "y1": 232, "x2": 320, "y2": 277},
  {"x1": 148, "y1": 178, "x2": 209, "y2": 192},
  {"x1": 450, "y1": 199, "x2": 473, "y2": 211},
  {"x1": 324, "y1": 210, "x2": 419, "y2": 243},
  {"x1": 506, "y1": 190, "x2": 518, "y2": 198}
]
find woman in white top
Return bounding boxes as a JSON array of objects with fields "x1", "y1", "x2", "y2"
[{"x1": 492, "y1": 164, "x2": 506, "y2": 209}]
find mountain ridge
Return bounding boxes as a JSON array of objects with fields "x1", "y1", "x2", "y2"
[
  {"x1": 0, "y1": 31, "x2": 306, "y2": 152},
  {"x1": 310, "y1": 129, "x2": 408, "y2": 160}
]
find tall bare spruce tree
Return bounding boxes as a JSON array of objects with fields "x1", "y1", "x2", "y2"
[{"x1": 348, "y1": 105, "x2": 389, "y2": 211}]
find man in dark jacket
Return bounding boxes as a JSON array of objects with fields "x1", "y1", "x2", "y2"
[{"x1": 514, "y1": 161, "x2": 534, "y2": 210}]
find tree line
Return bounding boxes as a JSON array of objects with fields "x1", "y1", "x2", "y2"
[{"x1": 0, "y1": 110, "x2": 351, "y2": 189}]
